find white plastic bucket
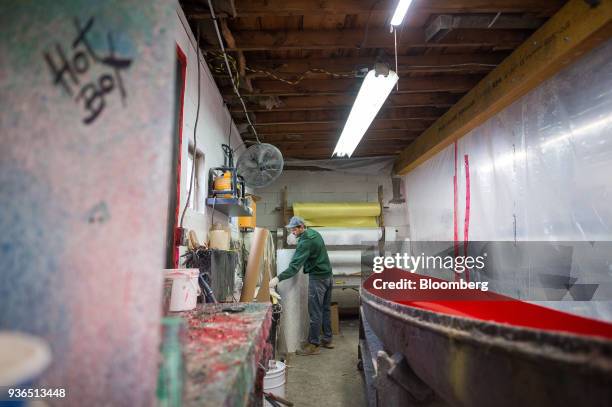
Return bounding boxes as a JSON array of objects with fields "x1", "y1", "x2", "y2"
[
  {"x1": 165, "y1": 269, "x2": 201, "y2": 312},
  {"x1": 263, "y1": 360, "x2": 286, "y2": 407},
  {"x1": 0, "y1": 331, "x2": 52, "y2": 406},
  {"x1": 209, "y1": 228, "x2": 230, "y2": 250}
]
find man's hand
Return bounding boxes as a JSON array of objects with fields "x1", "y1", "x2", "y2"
[
  {"x1": 269, "y1": 276, "x2": 279, "y2": 288},
  {"x1": 270, "y1": 289, "x2": 282, "y2": 301}
]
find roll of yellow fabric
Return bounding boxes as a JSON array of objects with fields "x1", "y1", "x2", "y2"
[{"x1": 293, "y1": 202, "x2": 381, "y2": 227}]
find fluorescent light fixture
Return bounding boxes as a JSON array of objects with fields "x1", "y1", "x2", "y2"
[
  {"x1": 333, "y1": 67, "x2": 399, "y2": 157},
  {"x1": 390, "y1": 0, "x2": 414, "y2": 26}
]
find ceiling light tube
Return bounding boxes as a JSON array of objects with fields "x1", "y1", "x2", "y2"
[
  {"x1": 333, "y1": 66, "x2": 398, "y2": 157},
  {"x1": 390, "y1": 0, "x2": 414, "y2": 26}
]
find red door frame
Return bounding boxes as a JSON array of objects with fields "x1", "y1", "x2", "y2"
[{"x1": 173, "y1": 44, "x2": 187, "y2": 268}]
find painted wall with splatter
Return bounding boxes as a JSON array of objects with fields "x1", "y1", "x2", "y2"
[
  {"x1": 174, "y1": 6, "x2": 245, "y2": 263},
  {"x1": 0, "y1": 1, "x2": 175, "y2": 405}
]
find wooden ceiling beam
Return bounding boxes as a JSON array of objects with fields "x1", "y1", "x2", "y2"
[
  {"x1": 278, "y1": 146, "x2": 407, "y2": 159},
  {"x1": 203, "y1": 28, "x2": 529, "y2": 51},
  {"x1": 248, "y1": 128, "x2": 423, "y2": 137},
  {"x1": 242, "y1": 118, "x2": 437, "y2": 126},
  {"x1": 227, "y1": 93, "x2": 462, "y2": 112},
  {"x1": 268, "y1": 138, "x2": 415, "y2": 148},
  {"x1": 426, "y1": 15, "x2": 543, "y2": 43},
  {"x1": 238, "y1": 120, "x2": 433, "y2": 134},
  {"x1": 243, "y1": 131, "x2": 422, "y2": 143},
  {"x1": 221, "y1": 74, "x2": 481, "y2": 96},
  {"x1": 249, "y1": 107, "x2": 446, "y2": 125},
  {"x1": 187, "y1": 0, "x2": 563, "y2": 18},
  {"x1": 241, "y1": 54, "x2": 506, "y2": 75},
  {"x1": 218, "y1": 18, "x2": 253, "y2": 92}
]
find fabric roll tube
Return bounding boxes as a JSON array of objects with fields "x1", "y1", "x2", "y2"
[
  {"x1": 313, "y1": 227, "x2": 382, "y2": 246},
  {"x1": 304, "y1": 217, "x2": 377, "y2": 227},
  {"x1": 328, "y1": 250, "x2": 362, "y2": 266},
  {"x1": 332, "y1": 266, "x2": 362, "y2": 276},
  {"x1": 293, "y1": 202, "x2": 381, "y2": 227},
  {"x1": 293, "y1": 202, "x2": 381, "y2": 218}
]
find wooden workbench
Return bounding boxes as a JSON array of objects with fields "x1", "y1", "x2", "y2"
[{"x1": 180, "y1": 303, "x2": 273, "y2": 407}]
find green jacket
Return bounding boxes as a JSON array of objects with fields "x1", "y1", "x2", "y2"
[{"x1": 278, "y1": 228, "x2": 332, "y2": 281}]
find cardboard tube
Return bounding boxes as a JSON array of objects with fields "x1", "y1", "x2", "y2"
[
  {"x1": 255, "y1": 235, "x2": 271, "y2": 303},
  {"x1": 240, "y1": 227, "x2": 269, "y2": 302}
]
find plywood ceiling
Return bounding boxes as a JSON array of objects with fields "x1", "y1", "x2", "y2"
[{"x1": 181, "y1": 0, "x2": 566, "y2": 159}]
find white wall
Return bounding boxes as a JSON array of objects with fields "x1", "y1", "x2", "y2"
[
  {"x1": 175, "y1": 6, "x2": 244, "y2": 255},
  {"x1": 255, "y1": 170, "x2": 408, "y2": 232}
]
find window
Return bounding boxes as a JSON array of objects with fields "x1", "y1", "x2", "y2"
[{"x1": 185, "y1": 146, "x2": 205, "y2": 212}]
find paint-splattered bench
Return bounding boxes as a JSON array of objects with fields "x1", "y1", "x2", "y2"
[{"x1": 182, "y1": 303, "x2": 273, "y2": 406}]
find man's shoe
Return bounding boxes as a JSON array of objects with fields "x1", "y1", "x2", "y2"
[
  {"x1": 321, "y1": 341, "x2": 335, "y2": 349},
  {"x1": 296, "y1": 343, "x2": 320, "y2": 356}
]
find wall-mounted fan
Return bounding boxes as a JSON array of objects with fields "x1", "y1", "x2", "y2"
[{"x1": 236, "y1": 143, "x2": 284, "y2": 188}]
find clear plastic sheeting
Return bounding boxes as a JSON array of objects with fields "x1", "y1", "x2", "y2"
[{"x1": 403, "y1": 40, "x2": 612, "y2": 322}]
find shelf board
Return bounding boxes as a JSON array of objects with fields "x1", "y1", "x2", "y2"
[{"x1": 206, "y1": 197, "x2": 253, "y2": 217}]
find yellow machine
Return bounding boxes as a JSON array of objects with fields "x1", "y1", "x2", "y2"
[
  {"x1": 239, "y1": 195, "x2": 257, "y2": 230},
  {"x1": 208, "y1": 144, "x2": 245, "y2": 200},
  {"x1": 213, "y1": 171, "x2": 233, "y2": 198}
]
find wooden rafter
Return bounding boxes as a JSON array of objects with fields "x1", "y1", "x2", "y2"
[
  {"x1": 187, "y1": 0, "x2": 563, "y2": 18},
  {"x1": 218, "y1": 17, "x2": 253, "y2": 92},
  {"x1": 237, "y1": 120, "x2": 433, "y2": 134},
  {"x1": 227, "y1": 93, "x2": 462, "y2": 112},
  {"x1": 242, "y1": 130, "x2": 422, "y2": 143},
  {"x1": 203, "y1": 28, "x2": 530, "y2": 51},
  {"x1": 242, "y1": 54, "x2": 506, "y2": 75},
  {"x1": 221, "y1": 74, "x2": 482, "y2": 96},
  {"x1": 249, "y1": 107, "x2": 446, "y2": 125}
]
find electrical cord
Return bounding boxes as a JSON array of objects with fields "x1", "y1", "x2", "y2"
[
  {"x1": 180, "y1": 24, "x2": 202, "y2": 228},
  {"x1": 207, "y1": 0, "x2": 261, "y2": 143},
  {"x1": 488, "y1": 12, "x2": 502, "y2": 28},
  {"x1": 227, "y1": 112, "x2": 232, "y2": 150}
]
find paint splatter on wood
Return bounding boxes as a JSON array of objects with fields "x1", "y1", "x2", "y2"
[{"x1": 178, "y1": 303, "x2": 272, "y2": 406}]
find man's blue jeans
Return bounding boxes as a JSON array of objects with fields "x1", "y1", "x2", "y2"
[{"x1": 308, "y1": 277, "x2": 333, "y2": 346}]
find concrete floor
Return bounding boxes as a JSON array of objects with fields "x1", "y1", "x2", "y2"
[{"x1": 285, "y1": 317, "x2": 367, "y2": 407}]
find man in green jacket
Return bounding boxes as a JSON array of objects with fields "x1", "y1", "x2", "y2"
[{"x1": 269, "y1": 216, "x2": 334, "y2": 355}]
